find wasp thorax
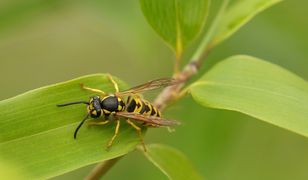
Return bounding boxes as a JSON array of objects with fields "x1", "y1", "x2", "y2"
[
  {"x1": 87, "y1": 95, "x2": 125, "y2": 118},
  {"x1": 88, "y1": 96, "x2": 102, "y2": 118},
  {"x1": 100, "y1": 95, "x2": 125, "y2": 116}
]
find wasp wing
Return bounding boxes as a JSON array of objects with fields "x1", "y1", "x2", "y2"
[
  {"x1": 115, "y1": 112, "x2": 181, "y2": 126},
  {"x1": 116, "y1": 78, "x2": 180, "y2": 96}
]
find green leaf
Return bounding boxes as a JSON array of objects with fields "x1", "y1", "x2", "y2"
[
  {"x1": 140, "y1": 0, "x2": 210, "y2": 55},
  {"x1": 0, "y1": 74, "x2": 143, "y2": 179},
  {"x1": 140, "y1": 144, "x2": 203, "y2": 180},
  {"x1": 190, "y1": 55, "x2": 308, "y2": 137},
  {"x1": 211, "y1": 0, "x2": 282, "y2": 46},
  {"x1": 0, "y1": 160, "x2": 24, "y2": 180}
]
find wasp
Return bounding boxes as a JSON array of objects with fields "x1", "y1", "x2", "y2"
[{"x1": 57, "y1": 75, "x2": 180, "y2": 151}]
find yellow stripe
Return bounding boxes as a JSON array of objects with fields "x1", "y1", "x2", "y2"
[
  {"x1": 134, "y1": 98, "x2": 143, "y2": 113},
  {"x1": 101, "y1": 96, "x2": 108, "y2": 101},
  {"x1": 157, "y1": 108, "x2": 161, "y2": 117},
  {"x1": 144, "y1": 101, "x2": 152, "y2": 116},
  {"x1": 103, "y1": 109, "x2": 111, "y2": 114}
]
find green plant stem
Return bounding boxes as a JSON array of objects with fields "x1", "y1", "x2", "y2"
[
  {"x1": 191, "y1": 0, "x2": 229, "y2": 62},
  {"x1": 154, "y1": 0, "x2": 230, "y2": 110},
  {"x1": 85, "y1": 156, "x2": 122, "y2": 180}
]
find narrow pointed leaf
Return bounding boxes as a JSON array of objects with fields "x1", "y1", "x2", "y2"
[
  {"x1": 140, "y1": 0, "x2": 210, "y2": 54},
  {"x1": 212, "y1": 0, "x2": 282, "y2": 46},
  {"x1": 140, "y1": 144, "x2": 203, "y2": 180},
  {"x1": 190, "y1": 55, "x2": 308, "y2": 137},
  {"x1": 0, "y1": 74, "x2": 143, "y2": 179}
]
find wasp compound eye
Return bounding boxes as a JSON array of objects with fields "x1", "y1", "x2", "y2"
[{"x1": 92, "y1": 96, "x2": 102, "y2": 111}]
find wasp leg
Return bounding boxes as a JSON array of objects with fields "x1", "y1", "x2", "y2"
[
  {"x1": 88, "y1": 120, "x2": 109, "y2": 126},
  {"x1": 126, "y1": 119, "x2": 146, "y2": 152},
  {"x1": 107, "y1": 120, "x2": 120, "y2": 150},
  {"x1": 80, "y1": 83, "x2": 106, "y2": 96},
  {"x1": 107, "y1": 74, "x2": 119, "y2": 93}
]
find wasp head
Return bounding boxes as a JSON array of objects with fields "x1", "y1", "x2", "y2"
[{"x1": 87, "y1": 96, "x2": 102, "y2": 118}]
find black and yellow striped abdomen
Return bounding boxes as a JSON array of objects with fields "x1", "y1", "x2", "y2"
[{"x1": 126, "y1": 96, "x2": 161, "y2": 117}]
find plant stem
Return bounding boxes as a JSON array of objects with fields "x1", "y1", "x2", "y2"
[
  {"x1": 191, "y1": 0, "x2": 230, "y2": 62},
  {"x1": 85, "y1": 156, "x2": 122, "y2": 180},
  {"x1": 154, "y1": 0, "x2": 229, "y2": 110}
]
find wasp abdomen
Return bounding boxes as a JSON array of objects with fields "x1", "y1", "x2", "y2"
[{"x1": 126, "y1": 96, "x2": 161, "y2": 117}]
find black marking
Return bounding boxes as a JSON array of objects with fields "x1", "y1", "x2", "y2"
[
  {"x1": 127, "y1": 96, "x2": 131, "y2": 104},
  {"x1": 144, "y1": 103, "x2": 151, "y2": 113},
  {"x1": 157, "y1": 109, "x2": 161, "y2": 117},
  {"x1": 136, "y1": 101, "x2": 141, "y2": 108},
  {"x1": 127, "y1": 99, "x2": 136, "y2": 112},
  {"x1": 150, "y1": 107, "x2": 157, "y2": 116},
  {"x1": 101, "y1": 96, "x2": 119, "y2": 112},
  {"x1": 120, "y1": 100, "x2": 125, "y2": 108},
  {"x1": 139, "y1": 101, "x2": 146, "y2": 114}
]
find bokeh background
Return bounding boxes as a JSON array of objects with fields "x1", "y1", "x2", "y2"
[{"x1": 1, "y1": 0, "x2": 308, "y2": 179}]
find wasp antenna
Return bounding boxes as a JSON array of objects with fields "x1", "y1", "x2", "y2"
[
  {"x1": 74, "y1": 114, "x2": 90, "y2": 139},
  {"x1": 57, "y1": 101, "x2": 89, "y2": 107}
]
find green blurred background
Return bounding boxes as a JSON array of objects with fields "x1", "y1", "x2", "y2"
[{"x1": 1, "y1": 0, "x2": 308, "y2": 179}]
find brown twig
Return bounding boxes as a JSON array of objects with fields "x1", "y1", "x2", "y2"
[
  {"x1": 85, "y1": 156, "x2": 122, "y2": 180},
  {"x1": 154, "y1": 47, "x2": 211, "y2": 110}
]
